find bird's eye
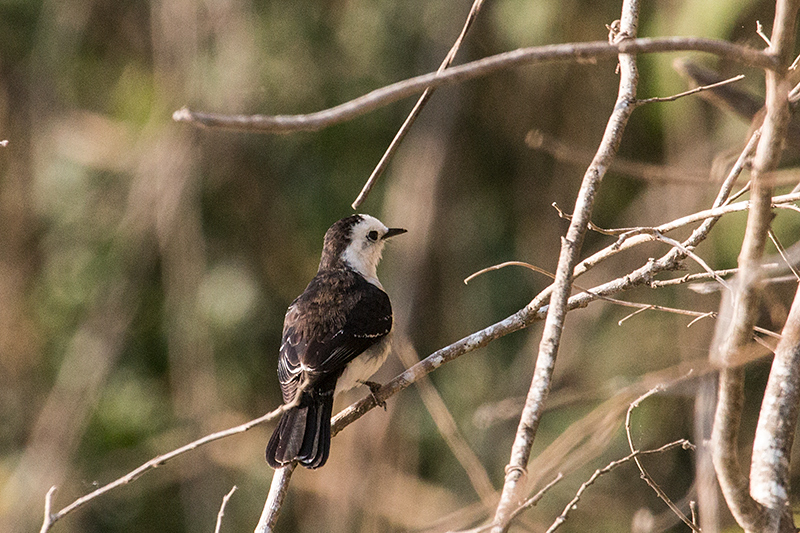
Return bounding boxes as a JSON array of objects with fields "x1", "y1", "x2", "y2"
[{"x1": 367, "y1": 230, "x2": 379, "y2": 242}]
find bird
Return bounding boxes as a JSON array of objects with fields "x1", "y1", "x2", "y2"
[{"x1": 266, "y1": 214, "x2": 406, "y2": 469}]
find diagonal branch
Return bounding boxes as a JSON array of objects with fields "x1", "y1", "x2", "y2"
[
  {"x1": 351, "y1": 0, "x2": 486, "y2": 209},
  {"x1": 489, "y1": 3, "x2": 643, "y2": 530}
]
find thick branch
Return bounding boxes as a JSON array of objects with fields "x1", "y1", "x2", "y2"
[
  {"x1": 173, "y1": 37, "x2": 775, "y2": 134},
  {"x1": 710, "y1": 1, "x2": 800, "y2": 531},
  {"x1": 750, "y1": 285, "x2": 800, "y2": 515}
]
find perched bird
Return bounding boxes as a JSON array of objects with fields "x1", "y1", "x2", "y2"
[{"x1": 266, "y1": 214, "x2": 406, "y2": 469}]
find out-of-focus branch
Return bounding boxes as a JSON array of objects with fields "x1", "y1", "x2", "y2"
[
  {"x1": 173, "y1": 37, "x2": 776, "y2": 134},
  {"x1": 710, "y1": 2, "x2": 800, "y2": 532},
  {"x1": 491, "y1": 4, "x2": 642, "y2": 531}
]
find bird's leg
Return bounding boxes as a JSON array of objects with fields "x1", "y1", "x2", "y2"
[{"x1": 358, "y1": 380, "x2": 386, "y2": 410}]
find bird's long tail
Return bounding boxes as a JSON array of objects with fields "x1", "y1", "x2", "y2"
[{"x1": 266, "y1": 390, "x2": 334, "y2": 469}]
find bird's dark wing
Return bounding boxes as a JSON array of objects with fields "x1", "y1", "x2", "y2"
[{"x1": 277, "y1": 269, "x2": 392, "y2": 403}]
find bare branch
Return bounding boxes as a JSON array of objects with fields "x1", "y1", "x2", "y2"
[
  {"x1": 750, "y1": 284, "x2": 800, "y2": 526},
  {"x1": 626, "y1": 388, "x2": 699, "y2": 532},
  {"x1": 39, "y1": 487, "x2": 57, "y2": 533},
  {"x1": 636, "y1": 73, "x2": 745, "y2": 105},
  {"x1": 215, "y1": 486, "x2": 237, "y2": 533},
  {"x1": 173, "y1": 38, "x2": 776, "y2": 134},
  {"x1": 255, "y1": 465, "x2": 295, "y2": 533},
  {"x1": 757, "y1": 20, "x2": 773, "y2": 47},
  {"x1": 768, "y1": 229, "x2": 800, "y2": 281},
  {"x1": 545, "y1": 440, "x2": 694, "y2": 533},
  {"x1": 352, "y1": 0, "x2": 486, "y2": 209},
  {"x1": 492, "y1": 4, "x2": 643, "y2": 530}
]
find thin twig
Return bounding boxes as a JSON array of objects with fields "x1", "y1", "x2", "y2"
[
  {"x1": 757, "y1": 20, "x2": 773, "y2": 47},
  {"x1": 768, "y1": 229, "x2": 800, "y2": 281},
  {"x1": 653, "y1": 233, "x2": 731, "y2": 290},
  {"x1": 626, "y1": 388, "x2": 700, "y2": 532},
  {"x1": 352, "y1": 0, "x2": 486, "y2": 209},
  {"x1": 544, "y1": 439, "x2": 695, "y2": 533},
  {"x1": 173, "y1": 38, "x2": 776, "y2": 134},
  {"x1": 214, "y1": 486, "x2": 237, "y2": 533},
  {"x1": 636, "y1": 74, "x2": 745, "y2": 105},
  {"x1": 455, "y1": 474, "x2": 564, "y2": 533},
  {"x1": 40, "y1": 399, "x2": 298, "y2": 531},
  {"x1": 39, "y1": 486, "x2": 57, "y2": 533}
]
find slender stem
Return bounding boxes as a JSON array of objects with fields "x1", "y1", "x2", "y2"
[{"x1": 351, "y1": 0, "x2": 486, "y2": 209}]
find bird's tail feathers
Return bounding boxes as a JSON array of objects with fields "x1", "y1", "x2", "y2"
[{"x1": 266, "y1": 390, "x2": 333, "y2": 469}]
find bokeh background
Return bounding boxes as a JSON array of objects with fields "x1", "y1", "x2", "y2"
[{"x1": 2, "y1": 0, "x2": 800, "y2": 531}]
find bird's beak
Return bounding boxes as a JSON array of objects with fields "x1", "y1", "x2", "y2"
[{"x1": 383, "y1": 227, "x2": 407, "y2": 240}]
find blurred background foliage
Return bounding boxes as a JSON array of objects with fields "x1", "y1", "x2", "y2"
[{"x1": 1, "y1": 0, "x2": 799, "y2": 531}]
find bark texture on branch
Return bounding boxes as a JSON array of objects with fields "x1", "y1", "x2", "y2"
[
  {"x1": 710, "y1": 1, "x2": 800, "y2": 532},
  {"x1": 490, "y1": 2, "x2": 642, "y2": 531}
]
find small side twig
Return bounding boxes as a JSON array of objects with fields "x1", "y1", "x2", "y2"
[
  {"x1": 544, "y1": 439, "x2": 694, "y2": 533},
  {"x1": 636, "y1": 74, "x2": 745, "y2": 105},
  {"x1": 757, "y1": 20, "x2": 773, "y2": 47},
  {"x1": 456, "y1": 474, "x2": 564, "y2": 533},
  {"x1": 215, "y1": 486, "x2": 238, "y2": 533},
  {"x1": 626, "y1": 388, "x2": 700, "y2": 532},
  {"x1": 768, "y1": 229, "x2": 800, "y2": 281},
  {"x1": 39, "y1": 486, "x2": 57, "y2": 533}
]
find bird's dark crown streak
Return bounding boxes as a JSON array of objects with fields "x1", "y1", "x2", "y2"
[{"x1": 266, "y1": 214, "x2": 406, "y2": 469}]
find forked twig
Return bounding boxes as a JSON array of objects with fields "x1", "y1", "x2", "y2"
[
  {"x1": 626, "y1": 388, "x2": 700, "y2": 532},
  {"x1": 544, "y1": 439, "x2": 694, "y2": 533},
  {"x1": 214, "y1": 486, "x2": 238, "y2": 533}
]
